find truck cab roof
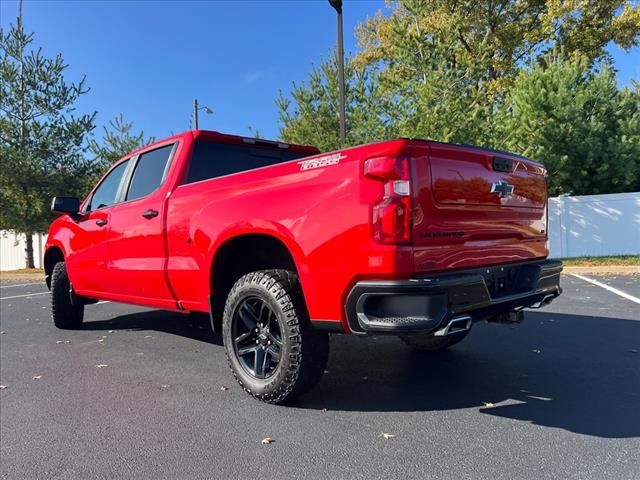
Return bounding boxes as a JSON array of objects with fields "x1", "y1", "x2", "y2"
[{"x1": 127, "y1": 130, "x2": 320, "y2": 159}]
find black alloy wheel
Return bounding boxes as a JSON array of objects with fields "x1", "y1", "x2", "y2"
[
  {"x1": 232, "y1": 296, "x2": 283, "y2": 379},
  {"x1": 222, "y1": 270, "x2": 329, "y2": 404}
]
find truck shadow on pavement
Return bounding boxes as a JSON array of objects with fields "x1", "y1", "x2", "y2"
[
  {"x1": 82, "y1": 309, "x2": 639, "y2": 439},
  {"x1": 295, "y1": 312, "x2": 640, "y2": 439},
  {"x1": 82, "y1": 310, "x2": 224, "y2": 346}
]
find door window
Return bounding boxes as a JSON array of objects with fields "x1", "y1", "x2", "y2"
[
  {"x1": 87, "y1": 160, "x2": 130, "y2": 211},
  {"x1": 126, "y1": 144, "x2": 174, "y2": 201},
  {"x1": 185, "y1": 141, "x2": 304, "y2": 184}
]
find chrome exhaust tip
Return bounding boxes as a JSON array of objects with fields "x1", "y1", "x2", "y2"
[
  {"x1": 433, "y1": 315, "x2": 472, "y2": 337},
  {"x1": 530, "y1": 293, "x2": 556, "y2": 309}
]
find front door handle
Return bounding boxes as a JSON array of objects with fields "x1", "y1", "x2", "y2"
[
  {"x1": 142, "y1": 209, "x2": 159, "y2": 219},
  {"x1": 96, "y1": 219, "x2": 108, "y2": 227}
]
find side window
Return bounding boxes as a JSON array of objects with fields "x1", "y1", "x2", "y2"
[
  {"x1": 185, "y1": 142, "x2": 304, "y2": 184},
  {"x1": 126, "y1": 144, "x2": 174, "y2": 201},
  {"x1": 87, "y1": 160, "x2": 130, "y2": 211}
]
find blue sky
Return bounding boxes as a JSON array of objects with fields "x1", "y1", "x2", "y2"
[{"x1": 1, "y1": 0, "x2": 638, "y2": 142}]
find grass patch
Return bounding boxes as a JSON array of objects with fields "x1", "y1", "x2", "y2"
[
  {"x1": 561, "y1": 256, "x2": 640, "y2": 267},
  {"x1": 0, "y1": 268, "x2": 44, "y2": 274},
  {"x1": 0, "y1": 268, "x2": 44, "y2": 281}
]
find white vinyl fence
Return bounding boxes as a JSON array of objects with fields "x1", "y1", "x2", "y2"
[
  {"x1": 1, "y1": 192, "x2": 638, "y2": 270},
  {"x1": 548, "y1": 192, "x2": 640, "y2": 259},
  {"x1": 0, "y1": 231, "x2": 47, "y2": 270}
]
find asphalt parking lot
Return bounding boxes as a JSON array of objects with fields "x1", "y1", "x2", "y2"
[{"x1": 1, "y1": 274, "x2": 639, "y2": 479}]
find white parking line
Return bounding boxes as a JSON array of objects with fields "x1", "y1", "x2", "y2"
[
  {"x1": 0, "y1": 292, "x2": 49, "y2": 300},
  {"x1": 0, "y1": 283, "x2": 43, "y2": 289},
  {"x1": 570, "y1": 274, "x2": 640, "y2": 306}
]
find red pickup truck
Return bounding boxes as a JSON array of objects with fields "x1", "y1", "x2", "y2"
[{"x1": 45, "y1": 130, "x2": 562, "y2": 403}]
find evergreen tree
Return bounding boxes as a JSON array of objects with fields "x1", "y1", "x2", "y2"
[
  {"x1": 277, "y1": 54, "x2": 393, "y2": 152},
  {"x1": 88, "y1": 114, "x2": 154, "y2": 170},
  {"x1": 0, "y1": 13, "x2": 96, "y2": 267},
  {"x1": 499, "y1": 53, "x2": 640, "y2": 195}
]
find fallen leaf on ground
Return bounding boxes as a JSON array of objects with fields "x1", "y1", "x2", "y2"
[
  {"x1": 261, "y1": 437, "x2": 274, "y2": 445},
  {"x1": 56, "y1": 340, "x2": 63, "y2": 344},
  {"x1": 482, "y1": 402, "x2": 495, "y2": 408},
  {"x1": 161, "y1": 384, "x2": 170, "y2": 388},
  {"x1": 381, "y1": 433, "x2": 396, "y2": 439},
  {"x1": 321, "y1": 408, "x2": 328, "y2": 412},
  {"x1": 362, "y1": 376, "x2": 369, "y2": 381},
  {"x1": 95, "y1": 364, "x2": 108, "y2": 368},
  {"x1": 0, "y1": 331, "x2": 5, "y2": 335},
  {"x1": 135, "y1": 352, "x2": 144, "y2": 356},
  {"x1": 220, "y1": 386, "x2": 229, "y2": 391},
  {"x1": 98, "y1": 339, "x2": 105, "y2": 343},
  {"x1": 532, "y1": 349, "x2": 541, "y2": 354},
  {"x1": 144, "y1": 335, "x2": 153, "y2": 339},
  {"x1": 32, "y1": 375, "x2": 42, "y2": 380},
  {"x1": 108, "y1": 330, "x2": 115, "y2": 333},
  {"x1": 0, "y1": 385, "x2": 6, "y2": 389}
]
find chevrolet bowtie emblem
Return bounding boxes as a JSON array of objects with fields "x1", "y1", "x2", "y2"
[{"x1": 490, "y1": 180, "x2": 514, "y2": 199}]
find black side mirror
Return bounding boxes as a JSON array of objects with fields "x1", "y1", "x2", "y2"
[{"x1": 51, "y1": 196, "x2": 80, "y2": 215}]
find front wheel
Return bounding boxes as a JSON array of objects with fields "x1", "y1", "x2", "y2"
[
  {"x1": 51, "y1": 261, "x2": 84, "y2": 329},
  {"x1": 222, "y1": 270, "x2": 329, "y2": 404}
]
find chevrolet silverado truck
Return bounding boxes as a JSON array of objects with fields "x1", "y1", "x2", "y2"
[{"x1": 45, "y1": 130, "x2": 562, "y2": 403}]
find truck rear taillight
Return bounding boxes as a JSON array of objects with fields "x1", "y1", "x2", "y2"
[{"x1": 364, "y1": 156, "x2": 412, "y2": 244}]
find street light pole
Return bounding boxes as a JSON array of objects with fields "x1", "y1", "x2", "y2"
[
  {"x1": 192, "y1": 99, "x2": 213, "y2": 130},
  {"x1": 329, "y1": 0, "x2": 346, "y2": 146},
  {"x1": 193, "y1": 98, "x2": 199, "y2": 130}
]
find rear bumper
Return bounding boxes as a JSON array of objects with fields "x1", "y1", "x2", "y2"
[{"x1": 345, "y1": 259, "x2": 562, "y2": 334}]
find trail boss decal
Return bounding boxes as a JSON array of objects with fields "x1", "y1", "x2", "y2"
[{"x1": 298, "y1": 153, "x2": 346, "y2": 171}]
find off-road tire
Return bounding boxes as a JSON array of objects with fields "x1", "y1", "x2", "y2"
[
  {"x1": 400, "y1": 330, "x2": 470, "y2": 352},
  {"x1": 51, "y1": 261, "x2": 84, "y2": 329},
  {"x1": 222, "y1": 269, "x2": 329, "y2": 404}
]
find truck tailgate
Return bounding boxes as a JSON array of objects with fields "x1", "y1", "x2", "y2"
[{"x1": 410, "y1": 141, "x2": 548, "y2": 273}]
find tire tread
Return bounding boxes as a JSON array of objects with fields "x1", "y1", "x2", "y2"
[
  {"x1": 51, "y1": 262, "x2": 84, "y2": 329},
  {"x1": 222, "y1": 269, "x2": 328, "y2": 404}
]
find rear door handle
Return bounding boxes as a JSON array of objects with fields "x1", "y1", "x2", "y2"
[
  {"x1": 95, "y1": 219, "x2": 108, "y2": 226},
  {"x1": 142, "y1": 209, "x2": 159, "y2": 219}
]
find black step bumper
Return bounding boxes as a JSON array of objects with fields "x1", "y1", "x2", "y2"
[{"x1": 345, "y1": 259, "x2": 562, "y2": 334}]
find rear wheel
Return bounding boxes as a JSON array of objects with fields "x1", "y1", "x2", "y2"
[
  {"x1": 51, "y1": 261, "x2": 84, "y2": 329},
  {"x1": 400, "y1": 330, "x2": 470, "y2": 352},
  {"x1": 222, "y1": 270, "x2": 329, "y2": 404}
]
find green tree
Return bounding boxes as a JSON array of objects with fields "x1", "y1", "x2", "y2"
[
  {"x1": 356, "y1": 0, "x2": 640, "y2": 96},
  {"x1": 0, "y1": 14, "x2": 96, "y2": 268},
  {"x1": 278, "y1": 0, "x2": 639, "y2": 197},
  {"x1": 352, "y1": 0, "x2": 639, "y2": 147},
  {"x1": 277, "y1": 54, "x2": 393, "y2": 152},
  {"x1": 88, "y1": 114, "x2": 154, "y2": 170},
  {"x1": 499, "y1": 53, "x2": 640, "y2": 195},
  {"x1": 619, "y1": 81, "x2": 640, "y2": 192}
]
